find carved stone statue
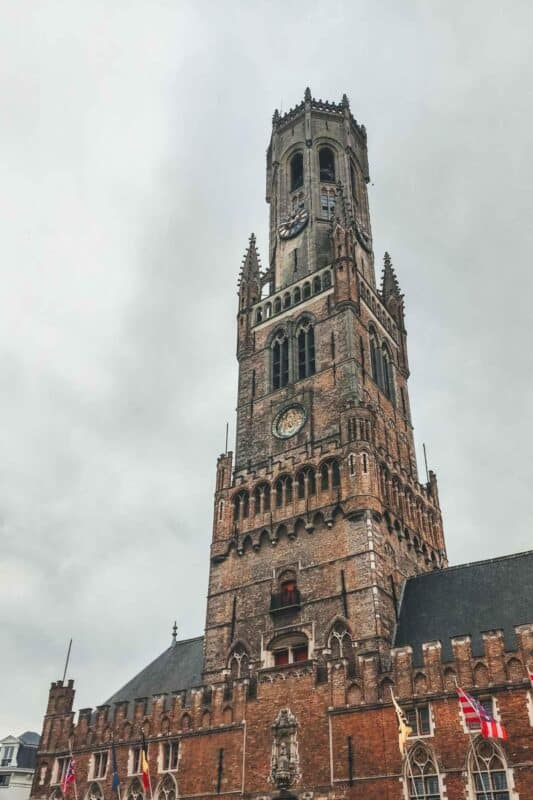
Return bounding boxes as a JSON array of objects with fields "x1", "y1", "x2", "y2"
[{"x1": 270, "y1": 708, "x2": 300, "y2": 789}]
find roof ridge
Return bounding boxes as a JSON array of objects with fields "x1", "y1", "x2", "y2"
[
  {"x1": 407, "y1": 549, "x2": 533, "y2": 581},
  {"x1": 173, "y1": 634, "x2": 203, "y2": 645}
]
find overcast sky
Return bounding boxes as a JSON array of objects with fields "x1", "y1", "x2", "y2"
[{"x1": 1, "y1": 1, "x2": 532, "y2": 735}]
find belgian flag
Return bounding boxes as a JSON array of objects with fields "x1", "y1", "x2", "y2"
[{"x1": 140, "y1": 734, "x2": 150, "y2": 791}]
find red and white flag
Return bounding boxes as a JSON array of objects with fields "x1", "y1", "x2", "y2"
[
  {"x1": 457, "y1": 686, "x2": 507, "y2": 740},
  {"x1": 528, "y1": 665, "x2": 533, "y2": 689},
  {"x1": 61, "y1": 758, "x2": 76, "y2": 795}
]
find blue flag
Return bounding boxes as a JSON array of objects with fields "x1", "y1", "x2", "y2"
[{"x1": 111, "y1": 738, "x2": 120, "y2": 792}]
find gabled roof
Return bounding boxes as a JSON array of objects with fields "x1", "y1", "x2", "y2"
[
  {"x1": 394, "y1": 550, "x2": 533, "y2": 666},
  {"x1": 105, "y1": 637, "x2": 204, "y2": 710}
]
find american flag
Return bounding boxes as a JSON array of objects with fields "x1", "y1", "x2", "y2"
[
  {"x1": 61, "y1": 758, "x2": 76, "y2": 795},
  {"x1": 457, "y1": 686, "x2": 507, "y2": 740}
]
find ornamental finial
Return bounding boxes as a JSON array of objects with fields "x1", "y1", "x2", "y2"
[
  {"x1": 172, "y1": 621, "x2": 178, "y2": 645},
  {"x1": 304, "y1": 87, "x2": 311, "y2": 101}
]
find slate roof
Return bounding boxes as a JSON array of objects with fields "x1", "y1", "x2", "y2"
[
  {"x1": 19, "y1": 732, "x2": 40, "y2": 747},
  {"x1": 394, "y1": 550, "x2": 533, "y2": 666},
  {"x1": 105, "y1": 637, "x2": 204, "y2": 709}
]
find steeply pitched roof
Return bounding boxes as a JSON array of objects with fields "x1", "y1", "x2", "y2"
[
  {"x1": 17, "y1": 745, "x2": 38, "y2": 769},
  {"x1": 19, "y1": 732, "x2": 40, "y2": 747},
  {"x1": 394, "y1": 550, "x2": 533, "y2": 666},
  {"x1": 105, "y1": 637, "x2": 204, "y2": 709}
]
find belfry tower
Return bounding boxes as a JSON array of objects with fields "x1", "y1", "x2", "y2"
[{"x1": 203, "y1": 89, "x2": 446, "y2": 684}]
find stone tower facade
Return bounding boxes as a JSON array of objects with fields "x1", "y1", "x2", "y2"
[
  {"x1": 29, "y1": 91, "x2": 533, "y2": 800},
  {"x1": 204, "y1": 89, "x2": 446, "y2": 683}
]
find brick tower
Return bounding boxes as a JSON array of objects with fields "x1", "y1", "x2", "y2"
[{"x1": 204, "y1": 89, "x2": 447, "y2": 683}]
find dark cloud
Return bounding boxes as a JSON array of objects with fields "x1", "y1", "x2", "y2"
[{"x1": 1, "y1": 0, "x2": 532, "y2": 733}]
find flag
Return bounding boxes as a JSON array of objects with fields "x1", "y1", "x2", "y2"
[
  {"x1": 456, "y1": 686, "x2": 507, "y2": 740},
  {"x1": 61, "y1": 758, "x2": 76, "y2": 795},
  {"x1": 111, "y1": 738, "x2": 120, "y2": 794},
  {"x1": 528, "y1": 665, "x2": 533, "y2": 689},
  {"x1": 140, "y1": 734, "x2": 150, "y2": 791},
  {"x1": 391, "y1": 692, "x2": 413, "y2": 756}
]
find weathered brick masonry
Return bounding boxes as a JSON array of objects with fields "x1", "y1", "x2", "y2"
[{"x1": 31, "y1": 90, "x2": 533, "y2": 800}]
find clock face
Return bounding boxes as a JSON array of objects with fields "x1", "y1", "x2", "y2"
[
  {"x1": 273, "y1": 404, "x2": 307, "y2": 439},
  {"x1": 278, "y1": 208, "x2": 309, "y2": 240}
]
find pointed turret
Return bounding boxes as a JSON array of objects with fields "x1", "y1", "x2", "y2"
[
  {"x1": 237, "y1": 234, "x2": 262, "y2": 358},
  {"x1": 381, "y1": 252, "x2": 402, "y2": 305},
  {"x1": 239, "y1": 233, "x2": 261, "y2": 284}
]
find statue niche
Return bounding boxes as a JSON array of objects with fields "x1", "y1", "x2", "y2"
[{"x1": 270, "y1": 708, "x2": 300, "y2": 789}]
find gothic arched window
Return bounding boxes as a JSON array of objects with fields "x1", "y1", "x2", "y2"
[
  {"x1": 275, "y1": 475, "x2": 292, "y2": 507},
  {"x1": 297, "y1": 466, "x2": 316, "y2": 499},
  {"x1": 313, "y1": 275, "x2": 322, "y2": 294},
  {"x1": 253, "y1": 483, "x2": 270, "y2": 514},
  {"x1": 229, "y1": 645, "x2": 250, "y2": 679},
  {"x1": 323, "y1": 270, "x2": 332, "y2": 289},
  {"x1": 406, "y1": 743, "x2": 441, "y2": 799},
  {"x1": 297, "y1": 320, "x2": 315, "y2": 380},
  {"x1": 320, "y1": 459, "x2": 340, "y2": 491},
  {"x1": 126, "y1": 779, "x2": 144, "y2": 800},
  {"x1": 156, "y1": 775, "x2": 176, "y2": 800},
  {"x1": 468, "y1": 739, "x2": 511, "y2": 800},
  {"x1": 350, "y1": 161, "x2": 358, "y2": 204},
  {"x1": 293, "y1": 286, "x2": 301, "y2": 304},
  {"x1": 290, "y1": 152, "x2": 304, "y2": 192},
  {"x1": 369, "y1": 326, "x2": 379, "y2": 384},
  {"x1": 329, "y1": 622, "x2": 352, "y2": 659},
  {"x1": 233, "y1": 490, "x2": 249, "y2": 521},
  {"x1": 319, "y1": 147, "x2": 336, "y2": 182},
  {"x1": 86, "y1": 784, "x2": 103, "y2": 800},
  {"x1": 382, "y1": 344, "x2": 395, "y2": 403},
  {"x1": 272, "y1": 330, "x2": 289, "y2": 390}
]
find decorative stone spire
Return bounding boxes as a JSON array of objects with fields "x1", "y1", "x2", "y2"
[
  {"x1": 304, "y1": 86, "x2": 312, "y2": 101},
  {"x1": 239, "y1": 232, "x2": 261, "y2": 283},
  {"x1": 381, "y1": 251, "x2": 402, "y2": 304},
  {"x1": 341, "y1": 92, "x2": 350, "y2": 108},
  {"x1": 172, "y1": 621, "x2": 178, "y2": 646}
]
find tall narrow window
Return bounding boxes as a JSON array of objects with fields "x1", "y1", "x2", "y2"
[
  {"x1": 297, "y1": 466, "x2": 316, "y2": 499},
  {"x1": 272, "y1": 331, "x2": 289, "y2": 389},
  {"x1": 162, "y1": 741, "x2": 179, "y2": 772},
  {"x1": 320, "y1": 189, "x2": 335, "y2": 220},
  {"x1": 350, "y1": 161, "x2": 358, "y2": 204},
  {"x1": 382, "y1": 344, "x2": 395, "y2": 403},
  {"x1": 469, "y1": 739, "x2": 510, "y2": 800},
  {"x1": 290, "y1": 152, "x2": 304, "y2": 191},
  {"x1": 297, "y1": 320, "x2": 315, "y2": 380},
  {"x1": 406, "y1": 743, "x2": 441, "y2": 800},
  {"x1": 369, "y1": 327, "x2": 379, "y2": 383},
  {"x1": 319, "y1": 147, "x2": 336, "y2": 182}
]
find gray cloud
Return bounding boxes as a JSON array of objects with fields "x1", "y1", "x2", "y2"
[{"x1": 1, "y1": 0, "x2": 532, "y2": 733}]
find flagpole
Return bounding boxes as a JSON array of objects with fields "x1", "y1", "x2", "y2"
[
  {"x1": 404, "y1": 745, "x2": 420, "y2": 800},
  {"x1": 454, "y1": 680, "x2": 489, "y2": 800},
  {"x1": 391, "y1": 692, "x2": 419, "y2": 800},
  {"x1": 68, "y1": 737, "x2": 79, "y2": 800},
  {"x1": 111, "y1": 733, "x2": 122, "y2": 800},
  {"x1": 468, "y1": 730, "x2": 490, "y2": 800}
]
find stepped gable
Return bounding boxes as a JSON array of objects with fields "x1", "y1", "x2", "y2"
[
  {"x1": 394, "y1": 549, "x2": 533, "y2": 665},
  {"x1": 105, "y1": 636, "x2": 203, "y2": 706}
]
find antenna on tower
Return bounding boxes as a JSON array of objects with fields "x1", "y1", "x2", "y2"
[
  {"x1": 225, "y1": 422, "x2": 229, "y2": 454},
  {"x1": 423, "y1": 443, "x2": 429, "y2": 483},
  {"x1": 62, "y1": 638, "x2": 73, "y2": 684}
]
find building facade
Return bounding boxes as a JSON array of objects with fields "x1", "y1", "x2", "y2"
[
  {"x1": 1, "y1": 732, "x2": 40, "y2": 800},
  {"x1": 31, "y1": 90, "x2": 533, "y2": 800}
]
